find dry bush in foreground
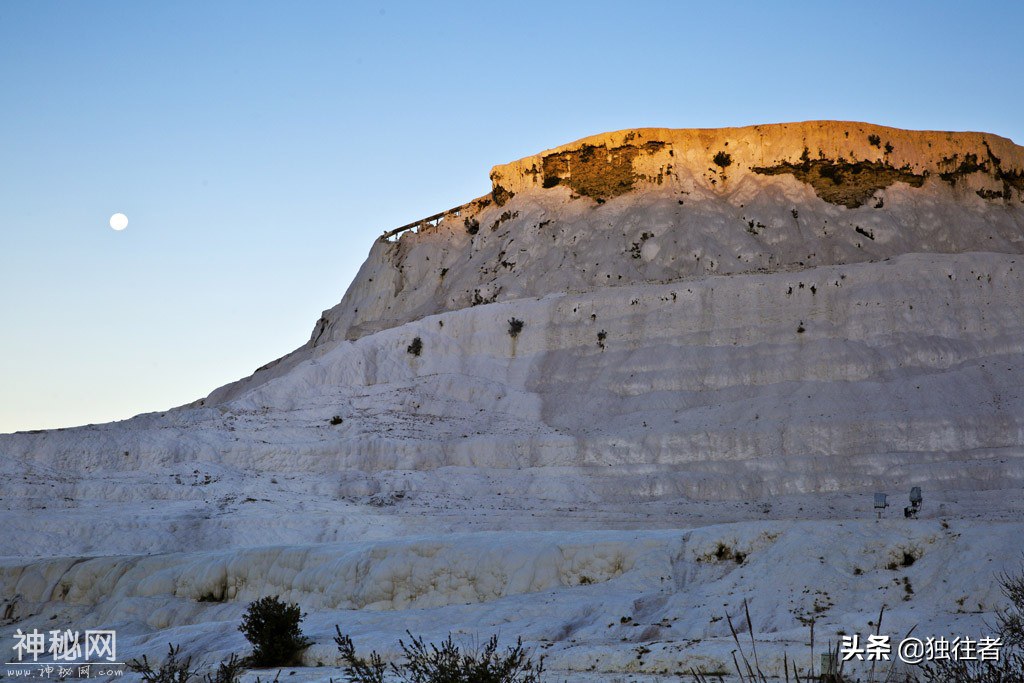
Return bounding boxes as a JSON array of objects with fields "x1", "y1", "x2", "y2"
[{"x1": 334, "y1": 627, "x2": 544, "y2": 683}]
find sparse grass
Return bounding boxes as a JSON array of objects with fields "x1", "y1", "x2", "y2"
[
  {"x1": 886, "y1": 549, "x2": 920, "y2": 571},
  {"x1": 707, "y1": 564, "x2": 1024, "y2": 682},
  {"x1": 128, "y1": 644, "x2": 197, "y2": 683},
  {"x1": 335, "y1": 628, "x2": 545, "y2": 683},
  {"x1": 128, "y1": 648, "x2": 251, "y2": 683},
  {"x1": 999, "y1": 563, "x2": 1024, "y2": 649},
  {"x1": 919, "y1": 566, "x2": 1024, "y2": 682},
  {"x1": 205, "y1": 654, "x2": 247, "y2": 683},
  {"x1": 702, "y1": 599, "x2": 855, "y2": 683},
  {"x1": 698, "y1": 542, "x2": 746, "y2": 564}
]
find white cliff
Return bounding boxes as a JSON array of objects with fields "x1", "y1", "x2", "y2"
[{"x1": 2, "y1": 121, "x2": 1023, "y2": 680}]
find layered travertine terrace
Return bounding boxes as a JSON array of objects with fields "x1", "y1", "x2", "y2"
[{"x1": 2, "y1": 122, "x2": 1022, "y2": 679}]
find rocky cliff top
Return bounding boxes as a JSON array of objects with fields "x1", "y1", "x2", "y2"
[
  {"x1": 202, "y1": 121, "x2": 1024, "y2": 405},
  {"x1": 314, "y1": 121, "x2": 1023, "y2": 342},
  {"x1": 489, "y1": 121, "x2": 1023, "y2": 206}
]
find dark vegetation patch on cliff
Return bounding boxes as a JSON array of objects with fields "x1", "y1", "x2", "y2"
[
  {"x1": 491, "y1": 183, "x2": 515, "y2": 207},
  {"x1": 939, "y1": 142, "x2": 1024, "y2": 197},
  {"x1": 1000, "y1": 170, "x2": 1024, "y2": 192},
  {"x1": 491, "y1": 210, "x2": 519, "y2": 231},
  {"x1": 540, "y1": 141, "x2": 665, "y2": 200},
  {"x1": 489, "y1": 171, "x2": 515, "y2": 206},
  {"x1": 939, "y1": 152, "x2": 987, "y2": 185},
  {"x1": 753, "y1": 148, "x2": 925, "y2": 208}
]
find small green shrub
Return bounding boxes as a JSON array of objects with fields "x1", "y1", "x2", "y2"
[
  {"x1": 407, "y1": 337, "x2": 423, "y2": 356},
  {"x1": 508, "y1": 318, "x2": 524, "y2": 338},
  {"x1": 713, "y1": 151, "x2": 732, "y2": 168},
  {"x1": 330, "y1": 416, "x2": 343, "y2": 425},
  {"x1": 868, "y1": 134, "x2": 881, "y2": 147},
  {"x1": 239, "y1": 596, "x2": 312, "y2": 667}
]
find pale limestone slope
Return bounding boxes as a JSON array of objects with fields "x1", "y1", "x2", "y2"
[
  {"x1": 2, "y1": 122, "x2": 1024, "y2": 679},
  {"x1": 2, "y1": 252, "x2": 1021, "y2": 550},
  {"x1": 2, "y1": 122, "x2": 1022, "y2": 521}
]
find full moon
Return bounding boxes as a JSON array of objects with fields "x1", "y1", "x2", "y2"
[{"x1": 109, "y1": 213, "x2": 129, "y2": 231}]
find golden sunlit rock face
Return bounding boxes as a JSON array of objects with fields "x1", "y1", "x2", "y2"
[{"x1": 490, "y1": 121, "x2": 1024, "y2": 203}]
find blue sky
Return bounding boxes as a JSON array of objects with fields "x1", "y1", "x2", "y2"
[{"x1": 2, "y1": 1, "x2": 1022, "y2": 433}]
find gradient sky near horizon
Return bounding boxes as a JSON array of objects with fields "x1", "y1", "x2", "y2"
[{"x1": 2, "y1": 1, "x2": 1023, "y2": 433}]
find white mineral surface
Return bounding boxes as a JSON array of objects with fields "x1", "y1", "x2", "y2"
[{"x1": 2, "y1": 121, "x2": 1023, "y2": 681}]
